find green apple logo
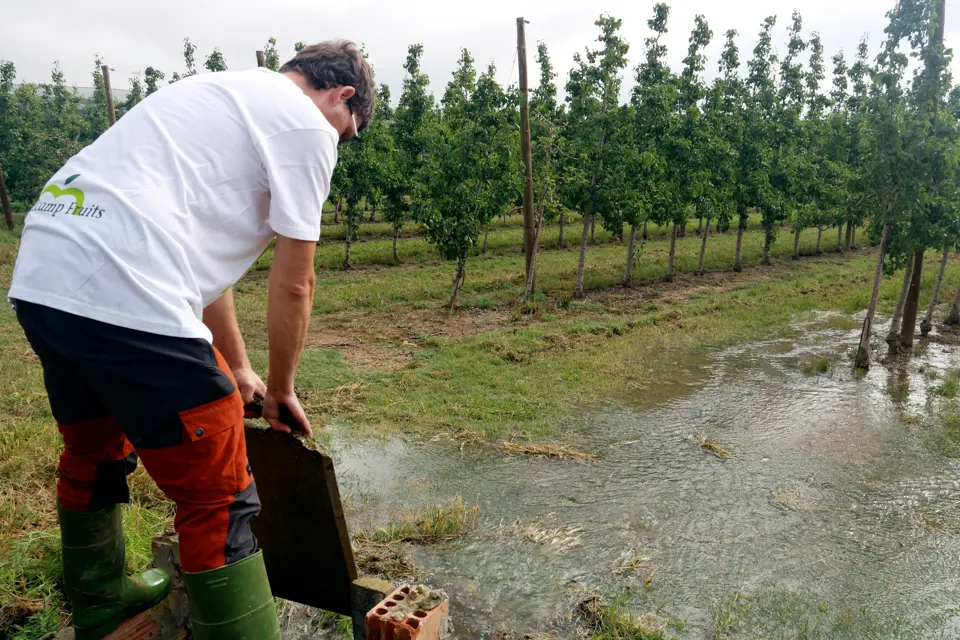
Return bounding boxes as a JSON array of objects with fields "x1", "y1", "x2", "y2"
[{"x1": 40, "y1": 174, "x2": 85, "y2": 211}]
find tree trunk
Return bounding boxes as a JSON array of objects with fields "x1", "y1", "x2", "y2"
[
  {"x1": 590, "y1": 215, "x2": 596, "y2": 244},
  {"x1": 624, "y1": 223, "x2": 638, "y2": 287},
  {"x1": 945, "y1": 276, "x2": 960, "y2": 325},
  {"x1": 816, "y1": 227, "x2": 823, "y2": 255},
  {"x1": 762, "y1": 222, "x2": 774, "y2": 266},
  {"x1": 334, "y1": 196, "x2": 342, "y2": 225},
  {"x1": 900, "y1": 249, "x2": 925, "y2": 348},
  {"x1": 837, "y1": 225, "x2": 844, "y2": 253},
  {"x1": 733, "y1": 209, "x2": 747, "y2": 272},
  {"x1": 393, "y1": 225, "x2": 401, "y2": 263},
  {"x1": 343, "y1": 215, "x2": 354, "y2": 270},
  {"x1": 665, "y1": 222, "x2": 678, "y2": 282},
  {"x1": 855, "y1": 216, "x2": 891, "y2": 371},
  {"x1": 558, "y1": 210, "x2": 566, "y2": 249},
  {"x1": 697, "y1": 217, "x2": 711, "y2": 275},
  {"x1": 482, "y1": 227, "x2": 489, "y2": 253},
  {"x1": 448, "y1": 255, "x2": 466, "y2": 310},
  {"x1": 887, "y1": 260, "x2": 914, "y2": 352},
  {"x1": 679, "y1": 222, "x2": 687, "y2": 238},
  {"x1": 642, "y1": 218, "x2": 649, "y2": 241},
  {"x1": 792, "y1": 228, "x2": 801, "y2": 260},
  {"x1": 0, "y1": 167, "x2": 13, "y2": 231},
  {"x1": 851, "y1": 225, "x2": 857, "y2": 250},
  {"x1": 574, "y1": 208, "x2": 592, "y2": 299},
  {"x1": 921, "y1": 246, "x2": 950, "y2": 336},
  {"x1": 696, "y1": 216, "x2": 703, "y2": 236},
  {"x1": 526, "y1": 153, "x2": 550, "y2": 298},
  {"x1": 369, "y1": 202, "x2": 377, "y2": 223},
  {"x1": 844, "y1": 220, "x2": 853, "y2": 251},
  {"x1": 716, "y1": 219, "x2": 722, "y2": 234}
]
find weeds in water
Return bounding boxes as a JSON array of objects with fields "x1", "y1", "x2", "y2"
[
  {"x1": 712, "y1": 586, "x2": 917, "y2": 639},
  {"x1": 579, "y1": 596, "x2": 672, "y2": 639},
  {"x1": 802, "y1": 355, "x2": 832, "y2": 376},
  {"x1": 501, "y1": 441, "x2": 597, "y2": 462},
  {"x1": 358, "y1": 496, "x2": 478, "y2": 544},
  {"x1": 687, "y1": 435, "x2": 732, "y2": 460},
  {"x1": 930, "y1": 369, "x2": 960, "y2": 398}
]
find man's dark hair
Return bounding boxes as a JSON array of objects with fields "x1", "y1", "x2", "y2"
[{"x1": 280, "y1": 40, "x2": 375, "y2": 131}]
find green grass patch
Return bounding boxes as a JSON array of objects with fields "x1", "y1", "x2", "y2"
[
  {"x1": 358, "y1": 496, "x2": 478, "y2": 544},
  {"x1": 930, "y1": 368, "x2": 960, "y2": 398},
  {"x1": 712, "y1": 586, "x2": 917, "y2": 639},
  {"x1": 802, "y1": 355, "x2": 833, "y2": 376},
  {"x1": 579, "y1": 594, "x2": 680, "y2": 639}
]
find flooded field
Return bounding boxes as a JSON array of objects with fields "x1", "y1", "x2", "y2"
[{"x1": 329, "y1": 314, "x2": 960, "y2": 638}]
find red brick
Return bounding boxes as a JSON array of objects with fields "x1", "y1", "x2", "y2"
[{"x1": 365, "y1": 585, "x2": 449, "y2": 640}]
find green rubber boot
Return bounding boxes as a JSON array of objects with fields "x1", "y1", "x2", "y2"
[
  {"x1": 183, "y1": 551, "x2": 280, "y2": 640},
  {"x1": 58, "y1": 503, "x2": 172, "y2": 640}
]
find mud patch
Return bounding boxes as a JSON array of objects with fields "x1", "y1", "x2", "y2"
[
  {"x1": 305, "y1": 308, "x2": 508, "y2": 372},
  {"x1": 353, "y1": 538, "x2": 419, "y2": 580}
]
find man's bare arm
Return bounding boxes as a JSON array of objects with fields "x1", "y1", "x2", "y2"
[
  {"x1": 203, "y1": 289, "x2": 265, "y2": 404},
  {"x1": 264, "y1": 235, "x2": 316, "y2": 434}
]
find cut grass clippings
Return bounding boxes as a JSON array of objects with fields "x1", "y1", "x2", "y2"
[
  {"x1": 688, "y1": 435, "x2": 733, "y2": 460},
  {"x1": 501, "y1": 441, "x2": 597, "y2": 462}
]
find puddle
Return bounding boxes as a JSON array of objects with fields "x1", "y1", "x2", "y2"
[{"x1": 327, "y1": 313, "x2": 960, "y2": 638}]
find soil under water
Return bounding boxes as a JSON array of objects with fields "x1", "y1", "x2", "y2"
[{"x1": 327, "y1": 313, "x2": 960, "y2": 638}]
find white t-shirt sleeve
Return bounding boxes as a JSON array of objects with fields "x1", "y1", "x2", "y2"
[{"x1": 258, "y1": 128, "x2": 337, "y2": 241}]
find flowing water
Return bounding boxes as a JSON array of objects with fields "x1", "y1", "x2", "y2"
[{"x1": 327, "y1": 314, "x2": 960, "y2": 638}]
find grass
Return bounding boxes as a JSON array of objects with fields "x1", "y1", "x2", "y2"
[
  {"x1": 3, "y1": 212, "x2": 960, "y2": 635},
  {"x1": 712, "y1": 586, "x2": 918, "y2": 639},
  {"x1": 579, "y1": 595, "x2": 677, "y2": 640},
  {"x1": 802, "y1": 355, "x2": 833, "y2": 376},
  {"x1": 930, "y1": 368, "x2": 960, "y2": 398},
  {"x1": 357, "y1": 496, "x2": 479, "y2": 544}
]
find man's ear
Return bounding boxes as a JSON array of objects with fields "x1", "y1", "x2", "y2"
[{"x1": 339, "y1": 85, "x2": 357, "y2": 102}]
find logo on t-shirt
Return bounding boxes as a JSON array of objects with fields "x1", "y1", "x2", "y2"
[{"x1": 30, "y1": 174, "x2": 105, "y2": 219}]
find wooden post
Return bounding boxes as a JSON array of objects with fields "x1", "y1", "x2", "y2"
[
  {"x1": 102, "y1": 65, "x2": 117, "y2": 126},
  {"x1": 256, "y1": 51, "x2": 266, "y2": 68},
  {"x1": 0, "y1": 166, "x2": 14, "y2": 230},
  {"x1": 517, "y1": 17, "x2": 537, "y2": 293}
]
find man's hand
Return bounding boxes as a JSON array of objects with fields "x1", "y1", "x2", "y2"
[
  {"x1": 262, "y1": 389, "x2": 313, "y2": 436},
  {"x1": 233, "y1": 366, "x2": 267, "y2": 410}
]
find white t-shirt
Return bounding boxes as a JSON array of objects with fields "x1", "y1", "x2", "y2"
[{"x1": 9, "y1": 68, "x2": 337, "y2": 342}]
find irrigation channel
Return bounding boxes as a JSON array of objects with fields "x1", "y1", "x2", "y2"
[{"x1": 326, "y1": 313, "x2": 960, "y2": 638}]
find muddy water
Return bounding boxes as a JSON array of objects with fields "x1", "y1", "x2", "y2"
[{"x1": 329, "y1": 313, "x2": 960, "y2": 638}]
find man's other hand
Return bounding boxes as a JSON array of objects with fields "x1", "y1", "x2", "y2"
[
  {"x1": 262, "y1": 389, "x2": 313, "y2": 436},
  {"x1": 233, "y1": 366, "x2": 267, "y2": 406}
]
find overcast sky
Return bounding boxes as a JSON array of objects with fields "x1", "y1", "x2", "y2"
[{"x1": 4, "y1": 0, "x2": 960, "y2": 103}]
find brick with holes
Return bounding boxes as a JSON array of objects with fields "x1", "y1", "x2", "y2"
[{"x1": 365, "y1": 584, "x2": 449, "y2": 640}]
